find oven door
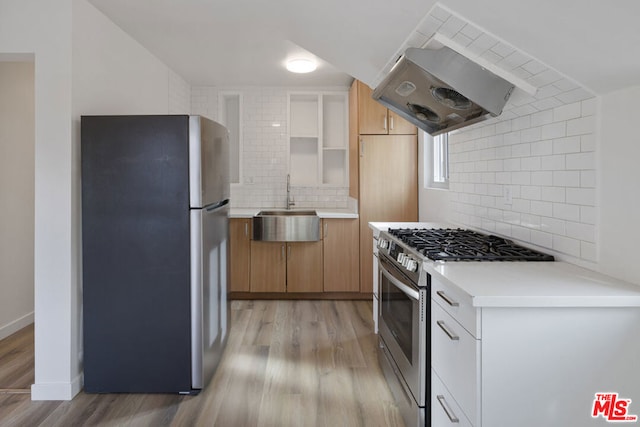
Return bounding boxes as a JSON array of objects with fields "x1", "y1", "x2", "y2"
[{"x1": 378, "y1": 252, "x2": 428, "y2": 406}]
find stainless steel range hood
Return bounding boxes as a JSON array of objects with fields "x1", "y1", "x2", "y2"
[{"x1": 372, "y1": 46, "x2": 515, "y2": 136}]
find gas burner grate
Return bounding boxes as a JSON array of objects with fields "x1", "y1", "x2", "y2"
[{"x1": 387, "y1": 228, "x2": 554, "y2": 262}]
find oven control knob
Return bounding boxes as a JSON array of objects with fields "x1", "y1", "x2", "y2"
[
  {"x1": 401, "y1": 255, "x2": 411, "y2": 268},
  {"x1": 397, "y1": 253, "x2": 406, "y2": 263},
  {"x1": 378, "y1": 238, "x2": 389, "y2": 249},
  {"x1": 407, "y1": 260, "x2": 418, "y2": 272}
]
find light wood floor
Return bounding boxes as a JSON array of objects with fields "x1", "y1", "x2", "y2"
[
  {"x1": 0, "y1": 300, "x2": 404, "y2": 427},
  {"x1": 0, "y1": 323, "x2": 34, "y2": 392}
]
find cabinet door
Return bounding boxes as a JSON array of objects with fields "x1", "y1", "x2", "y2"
[
  {"x1": 357, "y1": 81, "x2": 389, "y2": 135},
  {"x1": 388, "y1": 110, "x2": 417, "y2": 135},
  {"x1": 359, "y1": 135, "x2": 418, "y2": 294},
  {"x1": 323, "y1": 219, "x2": 360, "y2": 292},
  {"x1": 250, "y1": 241, "x2": 286, "y2": 292},
  {"x1": 229, "y1": 218, "x2": 251, "y2": 292},
  {"x1": 287, "y1": 242, "x2": 323, "y2": 292}
]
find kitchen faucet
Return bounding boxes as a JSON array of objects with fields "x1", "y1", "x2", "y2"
[{"x1": 286, "y1": 174, "x2": 295, "y2": 209}]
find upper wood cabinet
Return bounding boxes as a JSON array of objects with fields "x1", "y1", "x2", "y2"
[
  {"x1": 353, "y1": 80, "x2": 417, "y2": 136},
  {"x1": 349, "y1": 79, "x2": 417, "y2": 199}
]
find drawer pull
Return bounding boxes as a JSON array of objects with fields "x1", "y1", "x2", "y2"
[
  {"x1": 437, "y1": 395, "x2": 460, "y2": 423},
  {"x1": 437, "y1": 320, "x2": 459, "y2": 341},
  {"x1": 437, "y1": 290, "x2": 459, "y2": 307}
]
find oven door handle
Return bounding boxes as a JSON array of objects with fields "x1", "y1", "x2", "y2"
[{"x1": 380, "y1": 265, "x2": 420, "y2": 301}]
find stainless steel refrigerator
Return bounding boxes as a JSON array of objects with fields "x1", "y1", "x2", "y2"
[{"x1": 81, "y1": 115, "x2": 229, "y2": 394}]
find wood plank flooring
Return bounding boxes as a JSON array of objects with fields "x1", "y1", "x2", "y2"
[
  {"x1": 0, "y1": 323, "x2": 34, "y2": 392},
  {"x1": 0, "y1": 300, "x2": 404, "y2": 427}
]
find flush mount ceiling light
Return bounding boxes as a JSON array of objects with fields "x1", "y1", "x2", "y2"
[{"x1": 286, "y1": 58, "x2": 317, "y2": 73}]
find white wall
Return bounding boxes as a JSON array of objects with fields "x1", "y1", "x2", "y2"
[
  {"x1": 1, "y1": 0, "x2": 191, "y2": 400},
  {"x1": 1, "y1": 0, "x2": 75, "y2": 401},
  {"x1": 192, "y1": 86, "x2": 350, "y2": 209},
  {"x1": 599, "y1": 86, "x2": 640, "y2": 284},
  {"x1": 0, "y1": 61, "x2": 35, "y2": 340}
]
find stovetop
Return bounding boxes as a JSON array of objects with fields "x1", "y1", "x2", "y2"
[{"x1": 386, "y1": 228, "x2": 555, "y2": 262}]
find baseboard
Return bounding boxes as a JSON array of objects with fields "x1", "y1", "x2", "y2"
[
  {"x1": 31, "y1": 373, "x2": 83, "y2": 401},
  {"x1": 0, "y1": 311, "x2": 34, "y2": 340}
]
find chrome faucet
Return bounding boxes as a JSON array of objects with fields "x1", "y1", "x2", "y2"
[{"x1": 286, "y1": 174, "x2": 295, "y2": 209}]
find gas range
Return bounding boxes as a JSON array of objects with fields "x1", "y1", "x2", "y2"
[{"x1": 377, "y1": 227, "x2": 554, "y2": 285}]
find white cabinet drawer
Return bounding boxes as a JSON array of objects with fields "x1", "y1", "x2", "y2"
[
  {"x1": 432, "y1": 276, "x2": 480, "y2": 338},
  {"x1": 432, "y1": 369, "x2": 474, "y2": 427},
  {"x1": 431, "y1": 301, "x2": 480, "y2": 425}
]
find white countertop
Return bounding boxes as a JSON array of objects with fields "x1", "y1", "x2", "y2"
[
  {"x1": 427, "y1": 260, "x2": 640, "y2": 308},
  {"x1": 230, "y1": 208, "x2": 358, "y2": 219},
  {"x1": 370, "y1": 221, "x2": 640, "y2": 308}
]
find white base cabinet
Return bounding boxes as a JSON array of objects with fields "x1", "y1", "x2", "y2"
[{"x1": 432, "y1": 276, "x2": 640, "y2": 427}]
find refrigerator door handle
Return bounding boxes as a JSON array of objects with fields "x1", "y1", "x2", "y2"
[{"x1": 204, "y1": 198, "x2": 230, "y2": 212}]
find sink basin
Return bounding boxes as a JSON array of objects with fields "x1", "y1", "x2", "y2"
[
  {"x1": 253, "y1": 210, "x2": 320, "y2": 241},
  {"x1": 257, "y1": 209, "x2": 317, "y2": 216}
]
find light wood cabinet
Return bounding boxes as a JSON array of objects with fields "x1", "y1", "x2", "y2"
[
  {"x1": 250, "y1": 241, "x2": 287, "y2": 293},
  {"x1": 287, "y1": 242, "x2": 323, "y2": 293},
  {"x1": 229, "y1": 218, "x2": 251, "y2": 292},
  {"x1": 322, "y1": 218, "x2": 360, "y2": 292},
  {"x1": 359, "y1": 134, "x2": 418, "y2": 295},
  {"x1": 349, "y1": 79, "x2": 418, "y2": 296},
  {"x1": 354, "y1": 80, "x2": 417, "y2": 136},
  {"x1": 249, "y1": 240, "x2": 323, "y2": 293}
]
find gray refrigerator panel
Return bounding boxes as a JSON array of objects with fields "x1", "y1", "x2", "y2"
[
  {"x1": 189, "y1": 116, "x2": 230, "y2": 208},
  {"x1": 190, "y1": 200, "x2": 229, "y2": 389},
  {"x1": 81, "y1": 115, "x2": 193, "y2": 393}
]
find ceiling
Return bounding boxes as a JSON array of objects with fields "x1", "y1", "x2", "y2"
[{"x1": 89, "y1": 0, "x2": 640, "y2": 94}]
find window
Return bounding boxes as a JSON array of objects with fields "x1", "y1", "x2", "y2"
[{"x1": 425, "y1": 132, "x2": 449, "y2": 189}]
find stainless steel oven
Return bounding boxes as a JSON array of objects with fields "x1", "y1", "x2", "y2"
[{"x1": 377, "y1": 234, "x2": 430, "y2": 427}]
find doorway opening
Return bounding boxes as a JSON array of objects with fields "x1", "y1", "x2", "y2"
[{"x1": 0, "y1": 58, "x2": 36, "y2": 393}]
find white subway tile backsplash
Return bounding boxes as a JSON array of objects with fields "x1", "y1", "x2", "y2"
[
  {"x1": 541, "y1": 155, "x2": 566, "y2": 171},
  {"x1": 401, "y1": 6, "x2": 598, "y2": 264},
  {"x1": 512, "y1": 116, "x2": 531, "y2": 131},
  {"x1": 553, "y1": 170, "x2": 580, "y2": 187},
  {"x1": 553, "y1": 235, "x2": 581, "y2": 258},
  {"x1": 553, "y1": 136, "x2": 581, "y2": 154},
  {"x1": 521, "y1": 185, "x2": 541, "y2": 200},
  {"x1": 567, "y1": 116, "x2": 595, "y2": 136},
  {"x1": 581, "y1": 134, "x2": 596, "y2": 152},
  {"x1": 541, "y1": 122, "x2": 566, "y2": 139},
  {"x1": 531, "y1": 140, "x2": 553, "y2": 156},
  {"x1": 566, "y1": 152, "x2": 595, "y2": 170},
  {"x1": 531, "y1": 230, "x2": 553, "y2": 248},
  {"x1": 556, "y1": 87, "x2": 594, "y2": 104},
  {"x1": 541, "y1": 186, "x2": 565, "y2": 203},
  {"x1": 531, "y1": 171, "x2": 553, "y2": 186},
  {"x1": 530, "y1": 200, "x2": 553, "y2": 217},
  {"x1": 521, "y1": 156, "x2": 542, "y2": 171},
  {"x1": 566, "y1": 188, "x2": 595, "y2": 206},
  {"x1": 541, "y1": 217, "x2": 566, "y2": 235},
  {"x1": 581, "y1": 98, "x2": 597, "y2": 116},
  {"x1": 580, "y1": 170, "x2": 596, "y2": 188},
  {"x1": 553, "y1": 202, "x2": 580, "y2": 221},
  {"x1": 566, "y1": 221, "x2": 595, "y2": 243},
  {"x1": 553, "y1": 103, "x2": 581, "y2": 122},
  {"x1": 581, "y1": 241, "x2": 597, "y2": 262}
]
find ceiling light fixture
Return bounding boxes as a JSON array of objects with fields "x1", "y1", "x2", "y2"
[{"x1": 286, "y1": 58, "x2": 317, "y2": 73}]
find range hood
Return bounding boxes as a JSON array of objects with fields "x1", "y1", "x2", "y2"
[{"x1": 372, "y1": 46, "x2": 515, "y2": 136}]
